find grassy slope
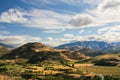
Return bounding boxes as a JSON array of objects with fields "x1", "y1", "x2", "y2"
[{"x1": 78, "y1": 66, "x2": 120, "y2": 75}]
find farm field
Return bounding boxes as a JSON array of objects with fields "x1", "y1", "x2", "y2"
[
  {"x1": 78, "y1": 65, "x2": 120, "y2": 75},
  {"x1": 0, "y1": 60, "x2": 120, "y2": 80}
]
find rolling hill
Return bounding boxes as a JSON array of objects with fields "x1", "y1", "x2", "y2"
[
  {"x1": 93, "y1": 54, "x2": 120, "y2": 66},
  {"x1": 1, "y1": 42, "x2": 88, "y2": 63}
]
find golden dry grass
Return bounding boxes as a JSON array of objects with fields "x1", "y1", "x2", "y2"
[
  {"x1": 74, "y1": 63, "x2": 94, "y2": 68},
  {"x1": 78, "y1": 66, "x2": 120, "y2": 75},
  {"x1": 60, "y1": 53, "x2": 78, "y2": 62},
  {"x1": 95, "y1": 54, "x2": 120, "y2": 61},
  {"x1": 0, "y1": 75, "x2": 14, "y2": 80},
  {"x1": 67, "y1": 74, "x2": 81, "y2": 78}
]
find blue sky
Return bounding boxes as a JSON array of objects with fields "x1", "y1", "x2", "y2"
[{"x1": 0, "y1": 0, "x2": 120, "y2": 47}]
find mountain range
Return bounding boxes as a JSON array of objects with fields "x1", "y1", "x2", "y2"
[
  {"x1": 0, "y1": 43, "x2": 14, "y2": 48},
  {"x1": 56, "y1": 41, "x2": 120, "y2": 56}
]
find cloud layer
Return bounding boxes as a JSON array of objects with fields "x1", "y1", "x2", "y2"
[
  {"x1": 0, "y1": 0, "x2": 120, "y2": 29},
  {"x1": 0, "y1": 9, "x2": 27, "y2": 23},
  {"x1": 70, "y1": 0, "x2": 120, "y2": 27},
  {"x1": 0, "y1": 35, "x2": 41, "y2": 47},
  {"x1": 0, "y1": 0, "x2": 120, "y2": 47}
]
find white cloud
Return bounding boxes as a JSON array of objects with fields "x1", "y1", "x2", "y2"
[
  {"x1": 97, "y1": 25, "x2": 120, "y2": 42},
  {"x1": 0, "y1": 35, "x2": 41, "y2": 47},
  {"x1": 83, "y1": 0, "x2": 103, "y2": 5},
  {"x1": 70, "y1": 0, "x2": 120, "y2": 27},
  {"x1": 64, "y1": 34, "x2": 74, "y2": 38},
  {"x1": 43, "y1": 26, "x2": 120, "y2": 46},
  {"x1": 25, "y1": 9, "x2": 72, "y2": 29},
  {"x1": 2, "y1": 0, "x2": 120, "y2": 29},
  {"x1": 47, "y1": 25, "x2": 120, "y2": 46},
  {"x1": 98, "y1": 25, "x2": 120, "y2": 34},
  {"x1": 69, "y1": 14, "x2": 95, "y2": 27},
  {"x1": 94, "y1": 0, "x2": 120, "y2": 24},
  {"x1": 47, "y1": 37, "x2": 53, "y2": 41},
  {"x1": 0, "y1": 8, "x2": 73, "y2": 29},
  {"x1": 3, "y1": 0, "x2": 118, "y2": 30},
  {"x1": 43, "y1": 38, "x2": 73, "y2": 47},
  {"x1": 100, "y1": 0, "x2": 120, "y2": 9},
  {"x1": 21, "y1": 0, "x2": 119, "y2": 29},
  {"x1": 0, "y1": 9, "x2": 27, "y2": 23},
  {"x1": 0, "y1": 0, "x2": 119, "y2": 31},
  {"x1": 72, "y1": 25, "x2": 120, "y2": 42},
  {"x1": 79, "y1": 29, "x2": 84, "y2": 34}
]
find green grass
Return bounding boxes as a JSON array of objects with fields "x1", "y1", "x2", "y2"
[
  {"x1": 79, "y1": 66, "x2": 120, "y2": 75},
  {"x1": 0, "y1": 64, "x2": 23, "y2": 70}
]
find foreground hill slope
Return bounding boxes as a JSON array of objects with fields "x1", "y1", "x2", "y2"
[{"x1": 1, "y1": 42, "x2": 87, "y2": 63}]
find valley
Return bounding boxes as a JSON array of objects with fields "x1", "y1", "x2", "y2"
[{"x1": 0, "y1": 42, "x2": 120, "y2": 80}]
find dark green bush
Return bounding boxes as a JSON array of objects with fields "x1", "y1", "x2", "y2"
[
  {"x1": 0, "y1": 67, "x2": 7, "y2": 72},
  {"x1": 45, "y1": 75, "x2": 64, "y2": 80},
  {"x1": 94, "y1": 59, "x2": 118, "y2": 66},
  {"x1": 21, "y1": 73, "x2": 37, "y2": 79},
  {"x1": 93, "y1": 75, "x2": 103, "y2": 80},
  {"x1": 104, "y1": 75, "x2": 120, "y2": 80}
]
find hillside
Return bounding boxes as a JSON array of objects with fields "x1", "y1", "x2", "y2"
[
  {"x1": 0, "y1": 46, "x2": 10, "y2": 57},
  {"x1": 93, "y1": 54, "x2": 120, "y2": 66},
  {"x1": 1, "y1": 42, "x2": 87, "y2": 63},
  {"x1": 56, "y1": 46, "x2": 104, "y2": 56}
]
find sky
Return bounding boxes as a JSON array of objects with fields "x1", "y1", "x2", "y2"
[{"x1": 0, "y1": 0, "x2": 120, "y2": 47}]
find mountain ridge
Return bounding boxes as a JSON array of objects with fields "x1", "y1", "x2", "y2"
[
  {"x1": 56, "y1": 41, "x2": 111, "y2": 50},
  {"x1": 56, "y1": 41, "x2": 120, "y2": 56}
]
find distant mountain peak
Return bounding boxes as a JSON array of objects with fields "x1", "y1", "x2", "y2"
[{"x1": 56, "y1": 41, "x2": 110, "y2": 50}]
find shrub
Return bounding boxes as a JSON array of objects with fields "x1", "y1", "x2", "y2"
[
  {"x1": 80, "y1": 76, "x2": 93, "y2": 80},
  {"x1": 45, "y1": 75, "x2": 64, "y2": 80},
  {"x1": 21, "y1": 73, "x2": 37, "y2": 79},
  {"x1": 104, "y1": 75, "x2": 120, "y2": 80},
  {"x1": 94, "y1": 59, "x2": 118, "y2": 66},
  {"x1": 104, "y1": 75, "x2": 113, "y2": 80},
  {"x1": 0, "y1": 67, "x2": 7, "y2": 72},
  {"x1": 93, "y1": 75, "x2": 103, "y2": 80}
]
